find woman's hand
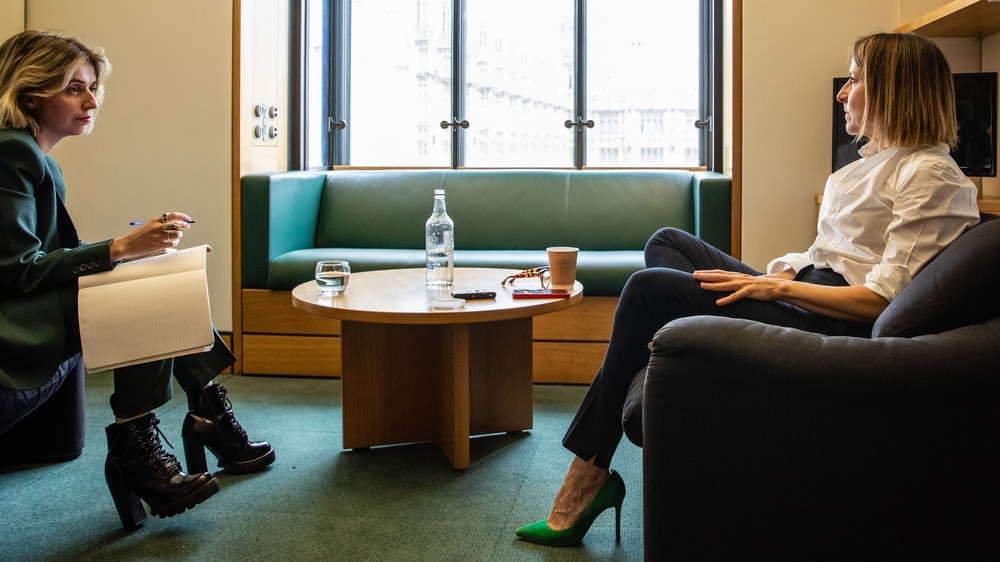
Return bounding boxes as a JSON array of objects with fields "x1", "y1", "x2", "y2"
[
  {"x1": 693, "y1": 268, "x2": 889, "y2": 322},
  {"x1": 109, "y1": 212, "x2": 192, "y2": 262},
  {"x1": 694, "y1": 270, "x2": 787, "y2": 306}
]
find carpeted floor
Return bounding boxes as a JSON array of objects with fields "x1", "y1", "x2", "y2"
[{"x1": 0, "y1": 372, "x2": 643, "y2": 561}]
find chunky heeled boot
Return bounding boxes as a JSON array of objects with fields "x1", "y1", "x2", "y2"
[
  {"x1": 105, "y1": 413, "x2": 220, "y2": 530},
  {"x1": 182, "y1": 384, "x2": 275, "y2": 475}
]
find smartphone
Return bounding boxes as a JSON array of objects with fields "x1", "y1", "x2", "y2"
[
  {"x1": 451, "y1": 289, "x2": 497, "y2": 300},
  {"x1": 512, "y1": 289, "x2": 571, "y2": 299}
]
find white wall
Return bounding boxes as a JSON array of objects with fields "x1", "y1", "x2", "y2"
[
  {"x1": 22, "y1": 1, "x2": 234, "y2": 330},
  {"x1": 740, "y1": 0, "x2": 897, "y2": 269}
]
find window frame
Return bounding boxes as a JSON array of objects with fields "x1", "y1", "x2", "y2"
[{"x1": 294, "y1": 0, "x2": 723, "y2": 171}]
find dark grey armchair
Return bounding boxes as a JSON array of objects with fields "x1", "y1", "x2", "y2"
[{"x1": 626, "y1": 214, "x2": 1000, "y2": 559}]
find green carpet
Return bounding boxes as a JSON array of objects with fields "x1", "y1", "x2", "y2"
[{"x1": 1, "y1": 373, "x2": 643, "y2": 561}]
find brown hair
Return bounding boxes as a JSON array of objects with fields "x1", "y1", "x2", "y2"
[
  {"x1": 851, "y1": 33, "x2": 958, "y2": 149},
  {"x1": 0, "y1": 30, "x2": 111, "y2": 134}
]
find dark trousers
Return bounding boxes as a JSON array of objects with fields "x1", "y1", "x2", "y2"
[
  {"x1": 562, "y1": 228, "x2": 870, "y2": 468},
  {"x1": 110, "y1": 329, "x2": 236, "y2": 419},
  {"x1": 0, "y1": 330, "x2": 235, "y2": 430}
]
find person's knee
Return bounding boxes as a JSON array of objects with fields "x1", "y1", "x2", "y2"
[
  {"x1": 645, "y1": 227, "x2": 687, "y2": 249},
  {"x1": 644, "y1": 227, "x2": 695, "y2": 262},
  {"x1": 623, "y1": 267, "x2": 690, "y2": 300}
]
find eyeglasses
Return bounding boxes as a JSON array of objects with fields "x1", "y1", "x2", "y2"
[{"x1": 501, "y1": 267, "x2": 551, "y2": 289}]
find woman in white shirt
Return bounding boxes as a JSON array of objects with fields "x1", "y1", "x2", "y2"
[{"x1": 516, "y1": 32, "x2": 981, "y2": 546}]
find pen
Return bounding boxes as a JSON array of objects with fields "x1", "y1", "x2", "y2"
[{"x1": 129, "y1": 220, "x2": 196, "y2": 225}]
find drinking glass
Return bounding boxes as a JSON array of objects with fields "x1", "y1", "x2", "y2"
[{"x1": 315, "y1": 260, "x2": 350, "y2": 296}]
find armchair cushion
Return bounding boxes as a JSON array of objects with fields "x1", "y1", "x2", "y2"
[
  {"x1": 873, "y1": 213, "x2": 1000, "y2": 338},
  {"x1": 621, "y1": 367, "x2": 645, "y2": 447},
  {"x1": 643, "y1": 315, "x2": 1000, "y2": 558}
]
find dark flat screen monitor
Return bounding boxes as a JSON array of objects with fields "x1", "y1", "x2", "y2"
[{"x1": 832, "y1": 72, "x2": 998, "y2": 177}]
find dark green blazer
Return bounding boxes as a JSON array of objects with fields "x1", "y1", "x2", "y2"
[{"x1": 0, "y1": 129, "x2": 114, "y2": 390}]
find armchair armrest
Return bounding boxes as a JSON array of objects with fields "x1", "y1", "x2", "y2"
[
  {"x1": 240, "y1": 172, "x2": 327, "y2": 288},
  {"x1": 643, "y1": 315, "x2": 1000, "y2": 559}
]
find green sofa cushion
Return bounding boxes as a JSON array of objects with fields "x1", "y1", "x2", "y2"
[
  {"x1": 565, "y1": 170, "x2": 693, "y2": 250},
  {"x1": 241, "y1": 168, "x2": 732, "y2": 297}
]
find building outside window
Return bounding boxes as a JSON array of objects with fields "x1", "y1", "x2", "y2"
[{"x1": 301, "y1": 0, "x2": 719, "y2": 170}]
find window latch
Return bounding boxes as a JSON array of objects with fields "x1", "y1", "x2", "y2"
[
  {"x1": 440, "y1": 119, "x2": 470, "y2": 129},
  {"x1": 694, "y1": 116, "x2": 712, "y2": 131},
  {"x1": 564, "y1": 117, "x2": 595, "y2": 129},
  {"x1": 328, "y1": 118, "x2": 346, "y2": 132}
]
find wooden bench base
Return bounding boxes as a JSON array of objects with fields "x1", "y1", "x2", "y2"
[{"x1": 238, "y1": 289, "x2": 615, "y2": 384}]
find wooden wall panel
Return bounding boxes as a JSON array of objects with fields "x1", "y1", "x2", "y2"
[
  {"x1": 532, "y1": 341, "x2": 607, "y2": 385},
  {"x1": 243, "y1": 290, "x2": 341, "y2": 335},
  {"x1": 241, "y1": 334, "x2": 341, "y2": 377}
]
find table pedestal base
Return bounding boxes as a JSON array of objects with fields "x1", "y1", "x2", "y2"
[{"x1": 340, "y1": 317, "x2": 534, "y2": 469}]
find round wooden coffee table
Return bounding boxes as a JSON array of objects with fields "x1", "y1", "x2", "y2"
[{"x1": 291, "y1": 267, "x2": 583, "y2": 469}]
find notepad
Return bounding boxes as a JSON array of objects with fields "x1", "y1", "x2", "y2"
[{"x1": 77, "y1": 245, "x2": 214, "y2": 373}]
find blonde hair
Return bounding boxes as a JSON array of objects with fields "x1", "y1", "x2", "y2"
[
  {"x1": 0, "y1": 30, "x2": 111, "y2": 134},
  {"x1": 852, "y1": 33, "x2": 958, "y2": 149}
]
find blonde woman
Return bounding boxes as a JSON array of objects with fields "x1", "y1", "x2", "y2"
[
  {"x1": 0, "y1": 30, "x2": 274, "y2": 530},
  {"x1": 516, "y1": 32, "x2": 981, "y2": 546}
]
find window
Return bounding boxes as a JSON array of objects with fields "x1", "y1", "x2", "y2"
[{"x1": 299, "y1": 0, "x2": 721, "y2": 170}]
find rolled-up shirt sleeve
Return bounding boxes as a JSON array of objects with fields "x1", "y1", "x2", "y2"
[{"x1": 767, "y1": 252, "x2": 812, "y2": 276}]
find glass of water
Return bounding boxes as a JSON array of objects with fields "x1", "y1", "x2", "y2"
[{"x1": 315, "y1": 260, "x2": 350, "y2": 296}]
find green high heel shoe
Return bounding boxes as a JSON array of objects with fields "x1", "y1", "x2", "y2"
[{"x1": 515, "y1": 469, "x2": 626, "y2": 546}]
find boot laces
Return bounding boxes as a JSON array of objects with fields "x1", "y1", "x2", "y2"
[
  {"x1": 217, "y1": 385, "x2": 248, "y2": 441},
  {"x1": 134, "y1": 416, "x2": 180, "y2": 479}
]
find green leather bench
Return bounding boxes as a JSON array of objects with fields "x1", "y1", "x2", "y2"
[{"x1": 236, "y1": 169, "x2": 732, "y2": 382}]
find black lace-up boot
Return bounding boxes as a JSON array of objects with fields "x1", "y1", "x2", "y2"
[
  {"x1": 182, "y1": 384, "x2": 275, "y2": 475},
  {"x1": 105, "y1": 413, "x2": 220, "y2": 530}
]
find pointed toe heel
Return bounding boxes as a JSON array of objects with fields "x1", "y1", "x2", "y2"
[{"x1": 515, "y1": 469, "x2": 626, "y2": 546}]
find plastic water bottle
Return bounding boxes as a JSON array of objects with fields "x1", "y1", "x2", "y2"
[{"x1": 426, "y1": 189, "x2": 454, "y2": 286}]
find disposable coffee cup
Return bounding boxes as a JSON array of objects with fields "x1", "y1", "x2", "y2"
[{"x1": 547, "y1": 247, "x2": 578, "y2": 288}]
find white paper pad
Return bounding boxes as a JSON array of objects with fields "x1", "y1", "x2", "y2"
[{"x1": 78, "y1": 245, "x2": 214, "y2": 373}]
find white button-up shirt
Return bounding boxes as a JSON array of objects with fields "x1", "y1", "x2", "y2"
[{"x1": 768, "y1": 143, "x2": 980, "y2": 302}]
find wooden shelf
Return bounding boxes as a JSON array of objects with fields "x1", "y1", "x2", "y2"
[
  {"x1": 978, "y1": 195, "x2": 1000, "y2": 214},
  {"x1": 895, "y1": 0, "x2": 1000, "y2": 38}
]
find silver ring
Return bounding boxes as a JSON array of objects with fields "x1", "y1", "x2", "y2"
[{"x1": 165, "y1": 233, "x2": 170, "y2": 243}]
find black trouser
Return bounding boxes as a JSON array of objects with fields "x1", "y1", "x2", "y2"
[
  {"x1": 110, "y1": 329, "x2": 236, "y2": 419},
  {"x1": 2, "y1": 277, "x2": 236, "y2": 431},
  {"x1": 0, "y1": 330, "x2": 235, "y2": 430},
  {"x1": 562, "y1": 228, "x2": 870, "y2": 468}
]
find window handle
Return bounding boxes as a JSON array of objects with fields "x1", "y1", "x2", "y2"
[
  {"x1": 694, "y1": 116, "x2": 712, "y2": 131},
  {"x1": 440, "y1": 119, "x2": 469, "y2": 129},
  {"x1": 564, "y1": 117, "x2": 594, "y2": 129},
  {"x1": 328, "y1": 118, "x2": 346, "y2": 131}
]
